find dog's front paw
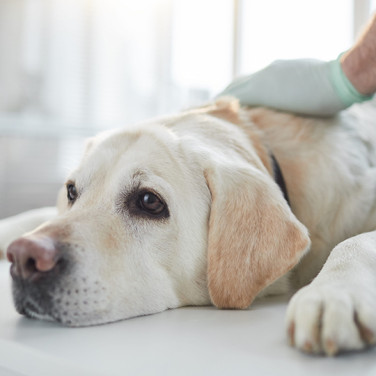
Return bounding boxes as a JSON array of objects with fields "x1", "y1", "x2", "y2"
[{"x1": 286, "y1": 284, "x2": 376, "y2": 356}]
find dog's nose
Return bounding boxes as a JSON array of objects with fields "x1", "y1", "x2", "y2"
[{"x1": 7, "y1": 236, "x2": 59, "y2": 281}]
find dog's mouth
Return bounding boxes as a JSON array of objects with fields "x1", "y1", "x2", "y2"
[
  {"x1": 11, "y1": 270, "x2": 112, "y2": 327},
  {"x1": 12, "y1": 276, "x2": 59, "y2": 322},
  {"x1": 12, "y1": 279, "x2": 88, "y2": 326}
]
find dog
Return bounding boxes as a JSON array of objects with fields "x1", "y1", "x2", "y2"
[{"x1": 1, "y1": 97, "x2": 376, "y2": 356}]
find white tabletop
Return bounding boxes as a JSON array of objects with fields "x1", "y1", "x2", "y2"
[{"x1": 0, "y1": 260, "x2": 375, "y2": 376}]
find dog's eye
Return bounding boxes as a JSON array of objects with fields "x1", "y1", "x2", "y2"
[
  {"x1": 67, "y1": 183, "x2": 78, "y2": 203},
  {"x1": 138, "y1": 191, "x2": 166, "y2": 216}
]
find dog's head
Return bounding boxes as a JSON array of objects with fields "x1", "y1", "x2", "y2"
[{"x1": 7, "y1": 98, "x2": 310, "y2": 326}]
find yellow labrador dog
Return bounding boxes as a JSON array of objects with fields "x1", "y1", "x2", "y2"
[{"x1": 1, "y1": 97, "x2": 376, "y2": 356}]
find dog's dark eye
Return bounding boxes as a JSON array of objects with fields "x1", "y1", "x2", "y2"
[
  {"x1": 138, "y1": 191, "x2": 166, "y2": 216},
  {"x1": 67, "y1": 183, "x2": 78, "y2": 203}
]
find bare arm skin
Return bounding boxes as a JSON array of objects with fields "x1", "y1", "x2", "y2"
[{"x1": 341, "y1": 14, "x2": 376, "y2": 96}]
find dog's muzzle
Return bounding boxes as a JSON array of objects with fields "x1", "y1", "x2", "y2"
[{"x1": 6, "y1": 236, "x2": 70, "y2": 322}]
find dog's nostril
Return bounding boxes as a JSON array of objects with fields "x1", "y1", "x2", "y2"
[{"x1": 25, "y1": 258, "x2": 37, "y2": 273}]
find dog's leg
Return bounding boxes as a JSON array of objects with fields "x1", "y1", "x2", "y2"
[
  {"x1": 0, "y1": 207, "x2": 57, "y2": 258},
  {"x1": 286, "y1": 231, "x2": 376, "y2": 356}
]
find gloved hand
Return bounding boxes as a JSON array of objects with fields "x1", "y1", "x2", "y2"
[{"x1": 218, "y1": 57, "x2": 372, "y2": 117}]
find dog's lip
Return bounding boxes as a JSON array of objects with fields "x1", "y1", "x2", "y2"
[
  {"x1": 19, "y1": 296, "x2": 53, "y2": 320},
  {"x1": 23, "y1": 297, "x2": 41, "y2": 312},
  {"x1": 11, "y1": 277, "x2": 57, "y2": 319},
  {"x1": 23, "y1": 307, "x2": 55, "y2": 322}
]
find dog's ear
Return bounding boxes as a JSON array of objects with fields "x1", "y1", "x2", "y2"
[{"x1": 205, "y1": 163, "x2": 310, "y2": 309}]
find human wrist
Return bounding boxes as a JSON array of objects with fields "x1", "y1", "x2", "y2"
[
  {"x1": 330, "y1": 56, "x2": 373, "y2": 107},
  {"x1": 340, "y1": 46, "x2": 376, "y2": 95}
]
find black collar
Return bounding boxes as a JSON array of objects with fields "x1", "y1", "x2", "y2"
[{"x1": 270, "y1": 154, "x2": 290, "y2": 206}]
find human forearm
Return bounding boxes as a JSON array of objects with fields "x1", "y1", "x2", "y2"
[{"x1": 341, "y1": 14, "x2": 376, "y2": 96}]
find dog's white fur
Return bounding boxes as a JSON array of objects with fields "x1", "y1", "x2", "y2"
[{"x1": 1, "y1": 97, "x2": 376, "y2": 356}]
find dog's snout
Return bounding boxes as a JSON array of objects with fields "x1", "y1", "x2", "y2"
[{"x1": 7, "y1": 236, "x2": 60, "y2": 281}]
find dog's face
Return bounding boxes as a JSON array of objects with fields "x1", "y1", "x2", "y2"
[{"x1": 8, "y1": 99, "x2": 310, "y2": 326}]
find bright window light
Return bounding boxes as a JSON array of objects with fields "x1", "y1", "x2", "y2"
[
  {"x1": 171, "y1": 0, "x2": 233, "y2": 93},
  {"x1": 239, "y1": 0, "x2": 353, "y2": 74},
  {"x1": 0, "y1": 0, "x2": 372, "y2": 134}
]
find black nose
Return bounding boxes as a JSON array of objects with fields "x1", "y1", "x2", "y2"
[{"x1": 7, "y1": 236, "x2": 60, "y2": 281}]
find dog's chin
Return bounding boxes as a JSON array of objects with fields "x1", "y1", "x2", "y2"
[
  {"x1": 15, "y1": 295, "x2": 109, "y2": 327},
  {"x1": 11, "y1": 274, "x2": 162, "y2": 327},
  {"x1": 14, "y1": 289, "x2": 167, "y2": 327},
  {"x1": 12, "y1": 284, "x2": 117, "y2": 327}
]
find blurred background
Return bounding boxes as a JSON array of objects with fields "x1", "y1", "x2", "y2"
[{"x1": 0, "y1": 0, "x2": 375, "y2": 218}]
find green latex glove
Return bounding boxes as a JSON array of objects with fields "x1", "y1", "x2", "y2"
[{"x1": 218, "y1": 56, "x2": 372, "y2": 117}]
